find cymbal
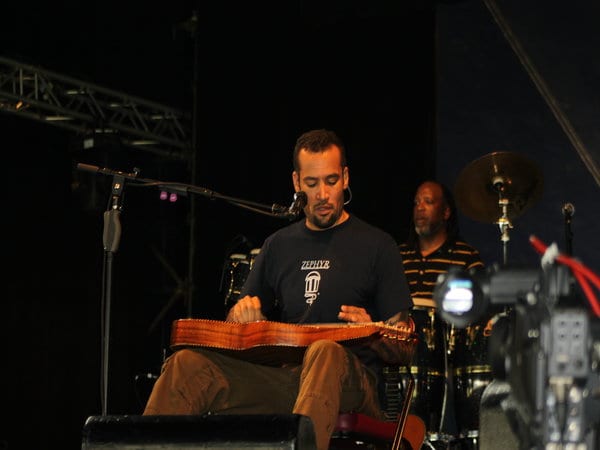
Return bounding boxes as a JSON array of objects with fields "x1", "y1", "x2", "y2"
[{"x1": 454, "y1": 151, "x2": 543, "y2": 223}]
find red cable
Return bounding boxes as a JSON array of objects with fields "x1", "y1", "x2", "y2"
[
  {"x1": 571, "y1": 269, "x2": 600, "y2": 317},
  {"x1": 529, "y1": 235, "x2": 600, "y2": 317}
]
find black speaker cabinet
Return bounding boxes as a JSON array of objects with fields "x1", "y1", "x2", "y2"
[
  {"x1": 478, "y1": 380, "x2": 519, "y2": 450},
  {"x1": 81, "y1": 414, "x2": 317, "y2": 449}
]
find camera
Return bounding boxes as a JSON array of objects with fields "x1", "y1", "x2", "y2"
[{"x1": 433, "y1": 262, "x2": 600, "y2": 449}]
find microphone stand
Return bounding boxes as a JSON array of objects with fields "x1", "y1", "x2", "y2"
[
  {"x1": 78, "y1": 162, "x2": 298, "y2": 416},
  {"x1": 77, "y1": 162, "x2": 298, "y2": 218},
  {"x1": 100, "y1": 169, "x2": 137, "y2": 415}
]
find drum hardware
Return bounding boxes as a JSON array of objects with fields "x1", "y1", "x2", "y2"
[
  {"x1": 393, "y1": 306, "x2": 450, "y2": 441},
  {"x1": 223, "y1": 248, "x2": 261, "y2": 311},
  {"x1": 452, "y1": 317, "x2": 494, "y2": 445},
  {"x1": 388, "y1": 306, "x2": 498, "y2": 448},
  {"x1": 423, "y1": 308, "x2": 437, "y2": 352},
  {"x1": 248, "y1": 248, "x2": 261, "y2": 269},
  {"x1": 496, "y1": 197, "x2": 512, "y2": 260},
  {"x1": 454, "y1": 151, "x2": 544, "y2": 265},
  {"x1": 466, "y1": 325, "x2": 479, "y2": 346},
  {"x1": 447, "y1": 325, "x2": 457, "y2": 355},
  {"x1": 223, "y1": 253, "x2": 250, "y2": 311}
]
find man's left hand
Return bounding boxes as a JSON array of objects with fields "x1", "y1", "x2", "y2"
[{"x1": 338, "y1": 305, "x2": 372, "y2": 323}]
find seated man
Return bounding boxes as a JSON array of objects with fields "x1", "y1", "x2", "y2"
[{"x1": 143, "y1": 129, "x2": 415, "y2": 450}]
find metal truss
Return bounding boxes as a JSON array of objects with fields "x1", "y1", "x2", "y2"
[{"x1": 0, "y1": 56, "x2": 192, "y2": 161}]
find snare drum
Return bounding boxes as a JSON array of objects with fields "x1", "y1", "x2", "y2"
[{"x1": 452, "y1": 316, "x2": 494, "y2": 440}]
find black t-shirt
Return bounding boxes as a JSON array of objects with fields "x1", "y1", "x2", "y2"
[
  {"x1": 241, "y1": 214, "x2": 412, "y2": 322},
  {"x1": 239, "y1": 214, "x2": 413, "y2": 371}
]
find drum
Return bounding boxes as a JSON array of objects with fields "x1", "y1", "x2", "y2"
[
  {"x1": 223, "y1": 253, "x2": 251, "y2": 311},
  {"x1": 451, "y1": 317, "x2": 494, "y2": 443},
  {"x1": 248, "y1": 247, "x2": 261, "y2": 269},
  {"x1": 223, "y1": 248, "x2": 261, "y2": 312},
  {"x1": 384, "y1": 306, "x2": 451, "y2": 442}
]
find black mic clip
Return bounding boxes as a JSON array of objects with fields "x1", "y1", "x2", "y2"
[
  {"x1": 272, "y1": 191, "x2": 307, "y2": 220},
  {"x1": 271, "y1": 203, "x2": 289, "y2": 215},
  {"x1": 285, "y1": 191, "x2": 307, "y2": 220}
]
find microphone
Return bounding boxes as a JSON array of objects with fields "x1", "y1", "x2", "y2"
[
  {"x1": 562, "y1": 202, "x2": 575, "y2": 217},
  {"x1": 285, "y1": 191, "x2": 307, "y2": 220},
  {"x1": 562, "y1": 202, "x2": 575, "y2": 256}
]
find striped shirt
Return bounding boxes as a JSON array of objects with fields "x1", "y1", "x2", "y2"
[{"x1": 398, "y1": 238, "x2": 484, "y2": 304}]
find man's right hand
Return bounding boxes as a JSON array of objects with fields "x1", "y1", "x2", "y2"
[{"x1": 226, "y1": 295, "x2": 266, "y2": 323}]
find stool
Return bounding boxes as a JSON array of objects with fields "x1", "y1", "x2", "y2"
[{"x1": 332, "y1": 412, "x2": 426, "y2": 450}]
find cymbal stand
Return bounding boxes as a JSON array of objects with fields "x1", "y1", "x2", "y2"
[{"x1": 493, "y1": 177, "x2": 512, "y2": 266}]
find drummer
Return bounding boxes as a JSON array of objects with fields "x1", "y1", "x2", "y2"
[
  {"x1": 399, "y1": 180, "x2": 485, "y2": 306},
  {"x1": 398, "y1": 180, "x2": 485, "y2": 444}
]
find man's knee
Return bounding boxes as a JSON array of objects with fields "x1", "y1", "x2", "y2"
[
  {"x1": 166, "y1": 349, "x2": 213, "y2": 373},
  {"x1": 304, "y1": 340, "x2": 346, "y2": 363}
]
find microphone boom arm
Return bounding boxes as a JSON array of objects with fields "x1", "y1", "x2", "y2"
[{"x1": 76, "y1": 162, "x2": 295, "y2": 219}]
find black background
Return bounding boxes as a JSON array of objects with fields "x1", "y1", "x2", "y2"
[{"x1": 2, "y1": 1, "x2": 435, "y2": 448}]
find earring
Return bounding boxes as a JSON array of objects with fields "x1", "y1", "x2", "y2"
[{"x1": 344, "y1": 186, "x2": 353, "y2": 206}]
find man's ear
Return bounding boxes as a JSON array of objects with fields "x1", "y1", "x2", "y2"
[
  {"x1": 443, "y1": 205, "x2": 451, "y2": 221},
  {"x1": 292, "y1": 171, "x2": 300, "y2": 192},
  {"x1": 343, "y1": 166, "x2": 349, "y2": 189}
]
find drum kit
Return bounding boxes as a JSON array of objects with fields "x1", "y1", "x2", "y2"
[{"x1": 386, "y1": 151, "x2": 544, "y2": 450}]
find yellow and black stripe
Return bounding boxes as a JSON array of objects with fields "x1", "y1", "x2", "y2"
[{"x1": 399, "y1": 239, "x2": 484, "y2": 303}]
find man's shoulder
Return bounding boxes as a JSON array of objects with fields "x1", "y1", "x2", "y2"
[
  {"x1": 447, "y1": 237, "x2": 485, "y2": 267},
  {"x1": 267, "y1": 220, "x2": 303, "y2": 237},
  {"x1": 346, "y1": 215, "x2": 398, "y2": 245},
  {"x1": 451, "y1": 238, "x2": 481, "y2": 253},
  {"x1": 348, "y1": 215, "x2": 391, "y2": 235}
]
